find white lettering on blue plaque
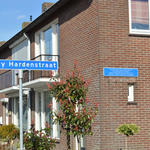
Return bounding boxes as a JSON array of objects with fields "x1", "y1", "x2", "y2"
[
  {"x1": 104, "y1": 68, "x2": 138, "y2": 77},
  {"x1": 0, "y1": 60, "x2": 58, "y2": 70}
]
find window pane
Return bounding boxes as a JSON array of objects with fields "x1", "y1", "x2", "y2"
[
  {"x1": 23, "y1": 96, "x2": 28, "y2": 131},
  {"x1": 44, "y1": 28, "x2": 52, "y2": 56},
  {"x1": 131, "y1": 0, "x2": 149, "y2": 30},
  {"x1": 44, "y1": 91, "x2": 53, "y2": 136},
  {"x1": 16, "y1": 98, "x2": 19, "y2": 127}
]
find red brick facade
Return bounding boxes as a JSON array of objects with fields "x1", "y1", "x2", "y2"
[
  {"x1": 58, "y1": 0, "x2": 100, "y2": 150},
  {"x1": 98, "y1": 0, "x2": 150, "y2": 149},
  {"x1": 56, "y1": 0, "x2": 150, "y2": 149},
  {"x1": 1, "y1": 0, "x2": 150, "y2": 149}
]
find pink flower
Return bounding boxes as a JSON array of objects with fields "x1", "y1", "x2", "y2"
[
  {"x1": 68, "y1": 82, "x2": 71, "y2": 87},
  {"x1": 74, "y1": 126, "x2": 78, "y2": 131},
  {"x1": 65, "y1": 87, "x2": 69, "y2": 92},
  {"x1": 46, "y1": 82, "x2": 52, "y2": 89},
  {"x1": 52, "y1": 82, "x2": 57, "y2": 87},
  {"x1": 80, "y1": 76, "x2": 84, "y2": 82},
  {"x1": 59, "y1": 80, "x2": 63, "y2": 85}
]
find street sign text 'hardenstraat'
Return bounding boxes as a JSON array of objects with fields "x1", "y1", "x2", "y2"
[{"x1": 0, "y1": 60, "x2": 57, "y2": 70}]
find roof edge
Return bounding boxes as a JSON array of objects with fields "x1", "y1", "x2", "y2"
[{"x1": 0, "y1": 0, "x2": 70, "y2": 52}]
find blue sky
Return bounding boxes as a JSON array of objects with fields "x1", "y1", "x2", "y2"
[{"x1": 0, "y1": 0, "x2": 58, "y2": 41}]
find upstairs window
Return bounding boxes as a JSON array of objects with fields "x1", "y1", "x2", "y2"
[
  {"x1": 35, "y1": 19, "x2": 59, "y2": 61},
  {"x1": 129, "y1": 0, "x2": 150, "y2": 34},
  {"x1": 44, "y1": 27, "x2": 52, "y2": 56}
]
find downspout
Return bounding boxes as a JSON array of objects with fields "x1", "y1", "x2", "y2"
[
  {"x1": 23, "y1": 33, "x2": 31, "y2": 130},
  {"x1": 23, "y1": 33, "x2": 31, "y2": 81}
]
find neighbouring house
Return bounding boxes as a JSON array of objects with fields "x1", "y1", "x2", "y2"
[{"x1": 1, "y1": 0, "x2": 150, "y2": 149}]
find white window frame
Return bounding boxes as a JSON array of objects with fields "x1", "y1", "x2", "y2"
[
  {"x1": 0, "y1": 116, "x2": 2, "y2": 125},
  {"x1": 129, "y1": 0, "x2": 150, "y2": 35},
  {"x1": 13, "y1": 97, "x2": 19, "y2": 127},
  {"x1": 35, "y1": 91, "x2": 60, "y2": 139},
  {"x1": 35, "y1": 19, "x2": 58, "y2": 60},
  {"x1": 128, "y1": 83, "x2": 134, "y2": 102}
]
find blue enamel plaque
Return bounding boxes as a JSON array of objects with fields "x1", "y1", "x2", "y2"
[
  {"x1": 104, "y1": 68, "x2": 138, "y2": 77},
  {"x1": 0, "y1": 60, "x2": 58, "y2": 70}
]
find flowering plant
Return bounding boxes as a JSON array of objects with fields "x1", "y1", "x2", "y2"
[
  {"x1": 47, "y1": 62, "x2": 98, "y2": 150},
  {"x1": 24, "y1": 123, "x2": 56, "y2": 150}
]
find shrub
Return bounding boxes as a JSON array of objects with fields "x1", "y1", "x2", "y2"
[
  {"x1": 116, "y1": 124, "x2": 139, "y2": 137},
  {"x1": 0, "y1": 124, "x2": 19, "y2": 143},
  {"x1": 24, "y1": 124, "x2": 56, "y2": 150}
]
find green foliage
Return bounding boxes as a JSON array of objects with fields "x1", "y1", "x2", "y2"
[
  {"x1": 116, "y1": 124, "x2": 140, "y2": 137},
  {"x1": 0, "y1": 124, "x2": 19, "y2": 142},
  {"x1": 47, "y1": 62, "x2": 98, "y2": 149},
  {"x1": 24, "y1": 124, "x2": 56, "y2": 150}
]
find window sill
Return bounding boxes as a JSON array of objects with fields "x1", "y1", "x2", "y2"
[
  {"x1": 127, "y1": 102, "x2": 137, "y2": 105},
  {"x1": 129, "y1": 31, "x2": 150, "y2": 37}
]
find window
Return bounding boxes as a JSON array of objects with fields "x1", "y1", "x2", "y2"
[
  {"x1": 35, "y1": 20, "x2": 59, "y2": 61},
  {"x1": 12, "y1": 98, "x2": 19, "y2": 127},
  {"x1": 44, "y1": 27, "x2": 52, "y2": 57},
  {"x1": 128, "y1": 84, "x2": 134, "y2": 102},
  {"x1": 35, "y1": 91, "x2": 60, "y2": 138},
  {"x1": 129, "y1": 0, "x2": 150, "y2": 34},
  {"x1": 12, "y1": 97, "x2": 28, "y2": 130},
  {"x1": 23, "y1": 96, "x2": 28, "y2": 130},
  {"x1": 45, "y1": 91, "x2": 53, "y2": 136}
]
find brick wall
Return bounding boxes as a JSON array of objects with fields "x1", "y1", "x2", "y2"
[
  {"x1": 28, "y1": 0, "x2": 150, "y2": 149},
  {"x1": 30, "y1": 0, "x2": 100, "y2": 149},
  {"x1": 58, "y1": 0, "x2": 100, "y2": 149},
  {"x1": 99, "y1": 0, "x2": 150, "y2": 149}
]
